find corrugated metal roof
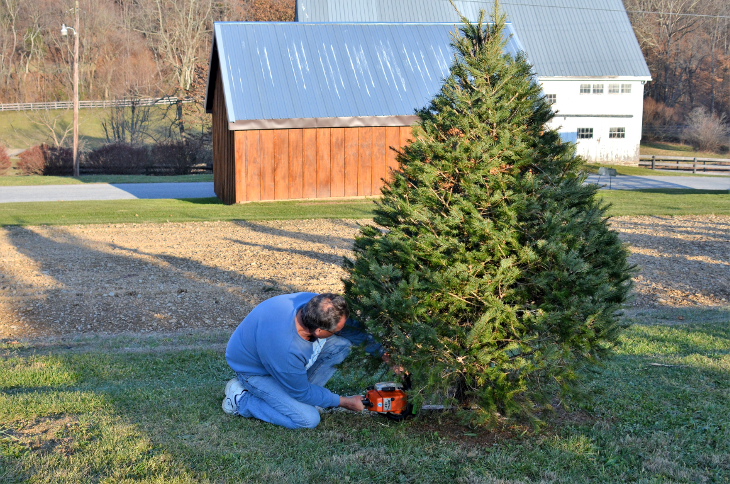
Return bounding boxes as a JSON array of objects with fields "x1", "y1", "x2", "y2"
[
  {"x1": 206, "y1": 22, "x2": 525, "y2": 125},
  {"x1": 295, "y1": 0, "x2": 652, "y2": 78}
]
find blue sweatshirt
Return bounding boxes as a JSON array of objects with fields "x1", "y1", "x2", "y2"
[{"x1": 226, "y1": 292, "x2": 383, "y2": 408}]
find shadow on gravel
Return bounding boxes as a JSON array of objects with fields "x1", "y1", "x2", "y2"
[
  {"x1": 0, "y1": 225, "x2": 297, "y2": 338},
  {"x1": 613, "y1": 217, "x2": 730, "y2": 304},
  {"x1": 616, "y1": 215, "x2": 730, "y2": 240},
  {"x1": 233, "y1": 220, "x2": 360, "y2": 250}
]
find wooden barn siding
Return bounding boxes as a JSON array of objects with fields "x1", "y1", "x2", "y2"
[
  {"x1": 211, "y1": 68, "x2": 236, "y2": 205},
  {"x1": 224, "y1": 126, "x2": 411, "y2": 203}
]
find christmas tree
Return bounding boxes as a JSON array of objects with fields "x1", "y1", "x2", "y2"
[{"x1": 343, "y1": 2, "x2": 633, "y2": 423}]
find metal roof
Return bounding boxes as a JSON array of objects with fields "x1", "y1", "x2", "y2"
[
  {"x1": 295, "y1": 0, "x2": 652, "y2": 79},
  {"x1": 205, "y1": 22, "x2": 525, "y2": 127}
]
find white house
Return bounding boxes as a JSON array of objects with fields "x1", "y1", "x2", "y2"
[{"x1": 295, "y1": 0, "x2": 652, "y2": 164}]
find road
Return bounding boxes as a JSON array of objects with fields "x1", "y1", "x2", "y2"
[
  {"x1": 0, "y1": 175, "x2": 728, "y2": 204},
  {"x1": 585, "y1": 174, "x2": 730, "y2": 190},
  {"x1": 0, "y1": 182, "x2": 215, "y2": 203}
]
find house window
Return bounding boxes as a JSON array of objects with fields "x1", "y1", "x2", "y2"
[
  {"x1": 621, "y1": 83, "x2": 632, "y2": 93},
  {"x1": 580, "y1": 84, "x2": 591, "y2": 94},
  {"x1": 593, "y1": 84, "x2": 604, "y2": 94},
  {"x1": 609, "y1": 127, "x2": 626, "y2": 139},
  {"x1": 608, "y1": 83, "x2": 620, "y2": 94},
  {"x1": 578, "y1": 128, "x2": 594, "y2": 139},
  {"x1": 546, "y1": 94, "x2": 556, "y2": 104}
]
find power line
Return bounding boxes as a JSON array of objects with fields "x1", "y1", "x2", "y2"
[
  {"x1": 626, "y1": 10, "x2": 730, "y2": 20},
  {"x1": 451, "y1": 1, "x2": 730, "y2": 20}
]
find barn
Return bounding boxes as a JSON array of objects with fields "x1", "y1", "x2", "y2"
[
  {"x1": 204, "y1": 21, "x2": 524, "y2": 204},
  {"x1": 296, "y1": 0, "x2": 653, "y2": 164}
]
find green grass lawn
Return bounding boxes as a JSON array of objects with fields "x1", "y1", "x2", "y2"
[
  {"x1": 0, "y1": 174, "x2": 213, "y2": 186},
  {"x1": 600, "y1": 189, "x2": 730, "y2": 216},
  {"x1": 0, "y1": 106, "x2": 180, "y2": 150},
  {"x1": 641, "y1": 141, "x2": 730, "y2": 160},
  {"x1": 0, "y1": 190, "x2": 728, "y2": 226},
  {"x1": 1, "y1": 306, "x2": 728, "y2": 483},
  {"x1": 582, "y1": 163, "x2": 715, "y2": 177},
  {"x1": 0, "y1": 197, "x2": 379, "y2": 226}
]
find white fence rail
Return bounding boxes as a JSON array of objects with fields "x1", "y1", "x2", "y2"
[{"x1": 0, "y1": 97, "x2": 193, "y2": 112}]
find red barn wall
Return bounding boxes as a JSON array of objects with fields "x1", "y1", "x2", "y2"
[
  {"x1": 216, "y1": 125, "x2": 412, "y2": 204},
  {"x1": 211, "y1": 69, "x2": 237, "y2": 205}
]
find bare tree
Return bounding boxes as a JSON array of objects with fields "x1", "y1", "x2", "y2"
[
  {"x1": 135, "y1": 0, "x2": 214, "y2": 91},
  {"x1": 14, "y1": 108, "x2": 74, "y2": 147},
  {"x1": 682, "y1": 107, "x2": 729, "y2": 152},
  {"x1": 101, "y1": 99, "x2": 153, "y2": 146},
  {"x1": 0, "y1": 0, "x2": 22, "y2": 90},
  {"x1": 705, "y1": 0, "x2": 730, "y2": 114},
  {"x1": 626, "y1": 0, "x2": 704, "y2": 105},
  {"x1": 240, "y1": 0, "x2": 295, "y2": 21},
  {"x1": 626, "y1": 0, "x2": 730, "y2": 134}
]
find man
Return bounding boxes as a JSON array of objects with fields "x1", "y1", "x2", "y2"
[{"x1": 223, "y1": 292, "x2": 383, "y2": 429}]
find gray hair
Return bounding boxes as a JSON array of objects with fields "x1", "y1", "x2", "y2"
[{"x1": 301, "y1": 294, "x2": 350, "y2": 332}]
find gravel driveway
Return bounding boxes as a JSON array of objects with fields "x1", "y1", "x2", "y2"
[{"x1": 1, "y1": 216, "x2": 728, "y2": 339}]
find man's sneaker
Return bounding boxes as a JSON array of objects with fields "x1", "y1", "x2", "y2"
[
  {"x1": 225, "y1": 377, "x2": 245, "y2": 396},
  {"x1": 222, "y1": 377, "x2": 246, "y2": 415}
]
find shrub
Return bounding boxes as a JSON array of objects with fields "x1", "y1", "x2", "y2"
[
  {"x1": 343, "y1": 4, "x2": 633, "y2": 425},
  {"x1": 43, "y1": 146, "x2": 73, "y2": 176},
  {"x1": 0, "y1": 145, "x2": 10, "y2": 175},
  {"x1": 83, "y1": 143, "x2": 149, "y2": 175},
  {"x1": 17, "y1": 145, "x2": 46, "y2": 175},
  {"x1": 149, "y1": 140, "x2": 199, "y2": 175},
  {"x1": 682, "y1": 107, "x2": 729, "y2": 153},
  {"x1": 16, "y1": 144, "x2": 73, "y2": 176},
  {"x1": 642, "y1": 98, "x2": 683, "y2": 140}
]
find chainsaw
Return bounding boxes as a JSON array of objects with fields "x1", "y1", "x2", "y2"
[{"x1": 361, "y1": 381, "x2": 412, "y2": 420}]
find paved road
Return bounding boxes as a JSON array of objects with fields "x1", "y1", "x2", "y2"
[
  {"x1": 0, "y1": 182, "x2": 215, "y2": 203},
  {"x1": 0, "y1": 176, "x2": 728, "y2": 203},
  {"x1": 585, "y1": 175, "x2": 730, "y2": 190}
]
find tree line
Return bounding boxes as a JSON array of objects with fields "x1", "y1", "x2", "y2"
[
  {"x1": 0, "y1": 0, "x2": 294, "y2": 103},
  {"x1": 624, "y1": 0, "x2": 730, "y2": 139},
  {"x1": 1, "y1": 0, "x2": 728, "y2": 139}
]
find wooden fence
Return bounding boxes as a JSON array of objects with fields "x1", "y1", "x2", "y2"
[
  {"x1": 78, "y1": 163, "x2": 213, "y2": 176},
  {"x1": 0, "y1": 97, "x2": 192, "y2": 112},
  {"x1": 638, "y1": 155, "x2": 730, "y2": 173}
]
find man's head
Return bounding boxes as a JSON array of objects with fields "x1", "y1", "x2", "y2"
[{"x1": 301, "y1": 293, "x2": 349, "y2": 336}]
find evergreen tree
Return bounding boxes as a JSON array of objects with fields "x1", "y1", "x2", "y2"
[{"x1": 343, "y1": 2, "x2": 633, "y2": 423}]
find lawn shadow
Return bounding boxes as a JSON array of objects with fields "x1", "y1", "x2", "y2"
[
  {"x1": 1, "y1": 304, "x2": 729, "y2": 481},
  {"x1": 108, "y1": 182, "x2": 214, "y2": 200}
]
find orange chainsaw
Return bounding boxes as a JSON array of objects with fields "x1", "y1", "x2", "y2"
[{"x1": 361, "y1": 382, "x2": 412, "y2": 420}]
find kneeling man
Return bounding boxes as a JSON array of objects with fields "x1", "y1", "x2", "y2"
[{"x1": 223, "y1": 292, "x2": 372, "y2": 429}]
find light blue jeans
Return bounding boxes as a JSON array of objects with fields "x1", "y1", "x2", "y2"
[{"x1": 235, "y1": 335, "x2": 352, "y2": 429}]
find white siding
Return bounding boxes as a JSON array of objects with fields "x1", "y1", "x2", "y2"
[{"x1": 540, "y1": 78, "x2": 645, "y2": 163}]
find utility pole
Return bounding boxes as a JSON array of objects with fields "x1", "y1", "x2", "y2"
[
  {"x1": 62, "y1": 0, "x2": 80, "y2": 177},
  {"x1": 72, "y1": 0, "x2": 79, "y2": 177}
]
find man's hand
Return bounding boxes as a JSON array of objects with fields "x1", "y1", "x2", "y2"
[{"x1": 338, "y1": 395, "x2": 365, "y2": 412}]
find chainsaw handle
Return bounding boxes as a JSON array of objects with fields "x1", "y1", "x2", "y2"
[{"x1": 361, "y1": 398, "x2": 373, "y2": 408}]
